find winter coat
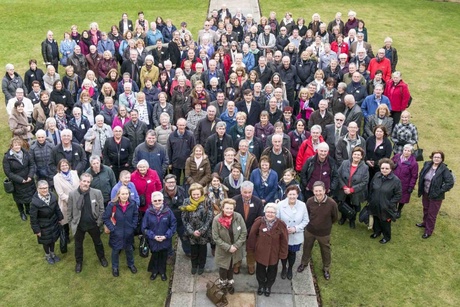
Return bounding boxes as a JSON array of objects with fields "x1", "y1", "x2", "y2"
[
  {"x1": 392, "y1": 154, "x2": 419, "y2": 204},
  {"x1": 123, "y1": 120, "x2": 148, "y2": 152},
  {"x1": 184, "y1": 154, "x2": 212, "y2": 187},
  {"x1": 368, "y1": 172, "x2": 402, "y2": 221},
  {"x1": 250, "y1": 169, "x2": 279, "y2": 203},
  {"x1": 86, "y1": 165, "x2": 117, "y2": 203},
  {"x1": 3, "y1": 149, "x2": 36, "y2": 204},
  {"x1": 32, "y1": 102, "x2": 56, "y2": 129},
  {"x1": 142, "y1": 205, "x2": 177, "y2": 252},
  {"x1": 68, "y1": 116, "x2": 91, "y2": 145},
  {"x1": 67, "y1": 188, "x2": 105, "y2": 235},
  {"x1": 299, "y1": 154, "x2": 339, "y2": 193},
  {"x1": 296, "y1": 135, "x2": 325, "y2": 171},
  {"x1": 167, "y1": 130, "x2": 196, "y2": 169},
  {"x1": 170, "y1": 86, "x2": 192, "y2": 121},
  {"x1": 181, "y1": 198, "x2": 213, "y2": 245},
  {"x1": 30, "y1": 192, "x2": 64, "y2": 245},
  {"x1": 103, "y1": 201, "x2": 138, "y2": 250},
  {"x1": 194, "y1": 116, "x2": 221, "y2": 146},
  {"x1": 336, "y1": 160, "x2": 369, "y2": 206},
  {"x1": 2, "y1": 72, "x2": 27, "y2": 101},
  {"x1": 391, "y1": 123, "x2": 418, "y2": 155},
  {"x1": 384, "y1": 80, "x2": 411, "y2": 112},
  {"x1": 335, "y1": 134, "x2": 367, "y2": 166},
  {"x1": 132, "y1": 142, "x2": 169, "y2": 179},
  {"x1": 152, "y1": 102, "x2": 174, "y2": 128},
  {"x1": 8, "y1": 109, "x2": 34, "y2": 140},
  {"x1": 247, "y1": 216, "x2": 289, "y2": 266},
  {"x1": 212, "y1": 212, "x2": 247, "y2": 269},
  {"x1": 205, "y1": 133, "x2": 234, "y2": 169},
  {"x1": 131, "y1": 169, "x2": 162, "y2": 212},
  {"x1": 30, "y1": 139, "x2": 55, "y2": 184},
  {"x1": 102, "y1": 137, "x2": 132, "y2": 168},
  {"x1": 418, "y1": 162, "x2": 454, "y2": 201},
  {"x1": 84, "y1": 124, "x2": 114, "y2": 157},
  {"x1": 111, "y1": 182, "x2": 140, "y2": 208},
  {"x1": 53, "y1": 170, "x2": 80, "y2": 224},
  {"x1": 276, "y1": 199, "x2": 309, "y2": 245},
  {"x1": 49, "y1": 142, "x2": 87, "y2": 175}
]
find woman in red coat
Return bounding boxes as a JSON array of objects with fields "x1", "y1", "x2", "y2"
[
  {"x1": 295, "y1": 125, "x2": 324, "y2": 171},
  {"x1": 330, "y1": 34, "x2": 349, "y2": 58},
  {"x1": 392, "y1": 144, "x2": 419, "y2": 218},
  {"x1": 131, "y1": 159, "x2": 162, "y2": 232},
  {"x1": 247, "y1": 203, "x2": 288, "y2": 297},
  {"x1": 384, "y1": 71, "x2": 411, "y2": 126}
]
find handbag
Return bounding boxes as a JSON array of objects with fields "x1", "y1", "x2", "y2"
[
  {"x1": 359, "y1": 204, "x2": 370, "y2": 225},
  {"x1": 139, "y1": 235, "x2": 149, "y2": 258},
  {"x1": 59, "y1": 225, "x2": 68, "y2": 254},
  {"x1": 414, "y1": 143, "x2": 424, "y2": 162},
  {"x1": 206, "y1": 279, "x2": 228, "y2": 307},
  {"x1": 338, "y1": 201, "x2": 356, "y2": 220},
  {"x1": 3, "y1": 178, "x2": 14, "y2": 194},
  {"x1": 85, "y1": 140, "x2": 93, "y2": 153},
  {"x1": 104, "y1": 205, "x2": 117, "y2": 234}
]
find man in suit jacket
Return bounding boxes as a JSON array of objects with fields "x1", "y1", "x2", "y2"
[
  {"x1": 232, "y1": 181, "x2": 264, "y2": 274},
  {"x1": 236, "y1": 90, "x2": 262, "y2": 126},
  {"x1": 343, "y1": 94, "x2": 363, "y2": 131},
  {"x1": 204, "y1": 121, "x2": 233, "y2": 170},
  {"x1": 201, "y1": 60, "x2": 226, "y2": 91},
  {"x1": 49, "y1": 129, "x2": 87, "y2": 175},
  {"x1": 322, "y1": 112, "x2": 347, "y2": 158},
  {"x1": 349, "y1": 32, "x2": 374, "y2": 59},
  {"x1": 67, "y1": 172, "x2": 107, "y2": 273},
  {"x1": 235, "y1": 125, "x2": 264, "y2": 161},
  {"x1": 253, "y1": 56, "x2": 274, "y2": 87},
  {"x1": 119, "y1": 14, "x2": 134, "y2": 34}
]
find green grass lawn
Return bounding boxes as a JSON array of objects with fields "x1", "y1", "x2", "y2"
[{"x1": 1, "y1": 0, "x2": 460, "y2": 306}]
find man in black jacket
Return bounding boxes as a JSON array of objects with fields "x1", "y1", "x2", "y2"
[
  {"x1": 278, "y1": 56, "x2": 299, "y2": 106},
  {"x1": 121, "y1": 49, "x2": 142, "y2": 86},
  {"x1": 103, "y1": 126, "x2": 132, "y2": 179},
  {"x1": 253, "y1": 56, "x2": 273, "y2": 87},
  {"x1": 205, "y1": 121, "x2": 233, "y2": 170},
  {"x1": 123, "y1": 109, "x2": 148, "y2": 152},
  {"x1": 236, "y1": 90, "x2": 262, "y2": 126},
  {"x1": 194, "y1": 105, "x2": 220, "y2": 146},
  {"x1": 167, "y1": 118, "x2": 195, "y2": 184},
  {"x1": 41, "y1": 31, "x2": 59, "y2": 72},
  {"x1": 49, "y1": 129, "x2": 87, "y2": 175}
]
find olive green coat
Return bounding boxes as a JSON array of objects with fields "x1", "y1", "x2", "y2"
[{"x1": 212, "y1": 212, "x2": 247, "y2": 269}]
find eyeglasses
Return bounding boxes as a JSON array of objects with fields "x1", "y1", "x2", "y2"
[
  {"x1": 165, "y1": 181, "x2": 176, "y2": 184},
  {"x1": 152, "y1": 199, "x2": 163, "y2": 203}
]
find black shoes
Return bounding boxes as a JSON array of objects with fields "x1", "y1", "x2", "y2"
[
  {"x1": 257, "y1": 287, "x2": 264, "y2": 296},
  {"x1": 112, "y1": 268, "x2": 119, "y2": 277},
  {"x1": 100, "y1": 257, "x2": 108, "y2": 267},
  {"x1": 297, "y1": 263, "x2": 306, "y2": 273},
  {"x1": 197, "y1": 267, "x2": 204, "y2": 275},
  {"x1": 150, "y1": 273, "x2": 158, "y2": 280},
  {"x1": 161, "y1": 273, "x2": 167, "y2": 281},
  {"x1": 75, "y1": 262, "x2": 82, "y2": 273},
  {"x1": 264, "y1": 287, "x2": 271, "y2": 297},
  {"x1": 422, "y1": 233, "x2": 431, "y2": 239},
  {"x1": 281, "y1": 267, "x2": 287, "y2": 279},
  {"x1": 323, "y1": 270, "x2": 330, "y2": 280},
  {"x1": 191, "y1": 267, "x2": 197, "y2": 275},
  {"x1": 227, "y1": 284, "x2": 235, "y2": 294},
  {"x1": 20, "y1": 213, "x2": 27, "y2": 221},
  {"x1": 379, "y1": 238, "x2": 390, "y2": 244},
  {"x1": 416, "y1": 223, "x2": 425, "y2": 228},
  {"x1": 370, "y1": 233, "x2": 380, "y2": 239},
  {"x1": 396, "y1": 211, "x2": 401, "y2": 219},
  {"x1": 129, "y1": 265, "x2": 138, "y2": 274},
  {"x1": 349, "y1": 220, "x2": 356, "y2": 229},
  {"x1": 287, "y1": 267, "x2": 293, "y2": 280},
  {"x1": 338, "y1": 216, "x2": 346, "y2": 225}
]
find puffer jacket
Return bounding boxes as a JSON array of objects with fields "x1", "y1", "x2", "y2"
[
  {"x1": 30, "y1": 192, "x2": 64, "y2": 245},
  {"x1": 30, "y1": 139, "x2": 55, "y2": 184}
]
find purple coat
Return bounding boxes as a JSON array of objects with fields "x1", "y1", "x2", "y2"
[{"x1": 392, "y1": 154, "x2": 419, "y2": 204}]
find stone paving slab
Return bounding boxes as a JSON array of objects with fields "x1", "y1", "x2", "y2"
[
  {"x1": 256, "y1": 293, "x2": 294, "y2": 307},
  {"x1": 169, "y1": 292, "x2": 194, "y2": 307},
  {"x1": 294, "y1": 294, "x2": 319, "y2": 307}
]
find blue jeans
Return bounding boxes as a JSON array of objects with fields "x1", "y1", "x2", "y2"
[{"x1": 111, "y1": 246, "x2": 134, "y2": 269}]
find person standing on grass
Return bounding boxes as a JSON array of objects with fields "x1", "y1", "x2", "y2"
[
  {"x1": 103, "y1": 186, "x2": 138, "y2": 277},
  {"x1": 30, "y1": 180, "x2": 64, "y2": 265},
  {"x1": 67, "y1": 172, "x2": 108, "y2": 273},
  {"x1": 297, "y1": 181, "x2": 338, "y2": 281}
]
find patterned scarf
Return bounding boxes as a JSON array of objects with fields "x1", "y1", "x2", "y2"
[
  {"x1": 61, "y1": 170, "x2": 73, "y2": 185},
  {"x1": 93, "y1": 126, "x2": 108, "y2": 150},
  {"x1": 55, "y1": 114, "x2": 68, "y2": 131},
  {"x1": 38, "y1": 193, "x2": 51, "y2": 205},
  {"x1": 263, "y1": 216, "x2": 277, "y2": 231}
]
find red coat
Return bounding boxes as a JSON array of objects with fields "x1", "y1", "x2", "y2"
[
  {"x1": 131, "y1": 169, "x2": 162, "y2": 212},
  {"x1": 384, "y1": 80, "x2": 411, "y2": 112},
  {"x1": 331, "y1": 41, "x2": 349, "y2": 58},
  {"x1": 295, "y1": 135, "x2": 325, "y2": 171},
  {"x1": 368, "y1": 57, "x2": 392, "y2": 82}
]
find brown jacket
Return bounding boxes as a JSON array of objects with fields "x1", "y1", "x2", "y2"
[
  {"x1": 33, "y1": 102, "x2": 56, "y2": 126},
  {"x1": 8, "y1": 109, "x2": 33, "y2": 140},
  {"x1": 235, "y1": 151, "x2": 259, "y2": 180},
  {"x1": 247, "y1": 216, "x2": 289, "y2": 266},
  {"x1": 185, "y1": 154, "x2": 212, "y2": 187},
  {"x1": 306, "y1": 196, "x2": 339, "y2": 236}
]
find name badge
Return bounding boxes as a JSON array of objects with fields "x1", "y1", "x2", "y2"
[
  {"x1": 63, "y1": 95, "x2": 66, "y2": 98},
  {"x1": 261, "y1": 134, "x2": 265, "y2": 138},
  {"x1": 356, "y1": 90, "x2": 360, "y2": 93},
  {"x1": 147, "y1": 180, "x2": 151, "y2": 183},
  {"x1": 249, "y1": 203, "x2": 254, "y2": 207},
  {"x1": 157, "y1": 153, "x2": 161, "y2": 156},
  {"x1": 277, "y1": 160, "x2": 282, "y2": 164},
  {"x1": 249, "y1": 145, "x2": 254, "y2": 149},
  {"x1": 81, "y1": 124, "x2": 85, "y2": 129},
  {"x1": 262, "y1": 228, "x2": 267, "y2": 232},
  {"x1": 295, "y1": 138, "x2": 299, "y2": 141},
  {"x1": 121, "y1": 148, "x2": 125, "y2": 151},
  {"x1": 31, "y1": 74, "x2": 34, "y2": 77},
  {"x1": 237, "y1": 134, "x2": 240, "y2": 138},
  {"x1": 199, "y1": 168, "x2": 203, "y2": 171},
  {"x1": 323, "y1": 171, "x2": 327, "y2": 175},
  {"x1": 264, "y1": 182, "x2": 268, "y2": 187},
  {"x1": 74, "y1": 153, "x2": 79, "y2": 156},
  {"x1": 237, "y1": 226, "x2": 241, "y2": 230},
  {"x1": 91, "y1": 200, "x2": 96, "y2": 203},
  {"x1": 219, "y1": 146, "x2": 223, "y2": 150},
  {"x1": 379, "y1": 146, "x2": 384, "y2": 149}
]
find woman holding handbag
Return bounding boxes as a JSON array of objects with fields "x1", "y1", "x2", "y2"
[
  {"x1": 103, "y1": 186, "x2": 139, "y2": 277},
  {"x1": 142, "y1": 191, "x2": 177, "y2": 281},
  {"x1": 83, "y1": 115, "x2": 113, "y2": 157}
]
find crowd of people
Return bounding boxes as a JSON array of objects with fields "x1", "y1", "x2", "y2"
[{"x1": 2, "y1": 5, "x2": 455, "y2": 298}]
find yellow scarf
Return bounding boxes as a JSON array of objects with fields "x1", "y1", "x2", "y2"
[{"x1": 181, "y1": 195, "x2": 205, "y2": 212}]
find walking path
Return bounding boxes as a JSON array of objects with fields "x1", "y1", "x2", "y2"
[{"x1": 168, "y1": 1, "x2": 319, "y2": 306}]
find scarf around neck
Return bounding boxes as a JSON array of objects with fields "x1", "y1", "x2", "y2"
[
  {"x1": 181, "y1": 195, "x2": 205, "y2": 212},
  {"x1": 218, "y1": 213, "x2": 233, "y2": 229}
]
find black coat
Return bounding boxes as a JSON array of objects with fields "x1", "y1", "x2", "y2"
[
  {"x1": 368, "y1": 172, "x2": 402, "y2": 220},
  {"x1": 418, "y1": 162, "x2": 454, "y2": 200},
  {"x1": 253, "y1": 65, "x2": 273, "y2": 87},
  {"x1": 167, "y1": 130, "x2": 196, "y2": 169},
  {"x1": 296, "y1": 59, "x2": 317, "y2": 87},
  {"x1": 103, "y1": 137, "x2": 132, "y2": 168},
  {"x1": 236, "y1": 100, "x2": 262, "y2": 126},
  {"x1": 235, "y1": 137, "x2": 264, "y2": 161},
  {"x1": 123, "y1": 120, "x2": 148, "y2": 152},
  {"x1": 205, "y1": 133, "x2": 233, "y2": 170},
  {"x1": 336, "y1": 160, "x2": 369, "y2": 206},
  {"x1": 3, "y1": 149, "x2": 36, "y2": 204},
  {"x1": 30, "y1": 192, "x2": 64, "y2": 245},
  {"x1": 49, "y1": 142, "x2": 87, "y2": 175}
]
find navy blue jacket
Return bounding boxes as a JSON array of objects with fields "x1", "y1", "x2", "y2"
[
  {"x1": 142, "y1": 205, "x2": 177, "y2": 252},
  {"x1": 103, "y1": 201, "x2": 138, "y2": 250}
]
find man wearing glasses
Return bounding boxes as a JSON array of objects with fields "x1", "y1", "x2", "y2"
[
  {"x1": 198, "y1": 21, "x2": 218, "y2": 45},
  {"x1": 323, "y1": 112, "x2": 347, "y2": 158}
]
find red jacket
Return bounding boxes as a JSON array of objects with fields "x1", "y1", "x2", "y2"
[
  {"x1": 331, "y1": 41, "x2": 349, "y2": 58},
  {"x1": 368, "y1": 57, "x2": 392, "y2": 82},
  {"x1": 295, "y1": 135, "x2": 325, "y2": 171},
  {"x1": 384, "y1": 80, "x2": 410, "y2": 112},
  {"x1": 131, "y1": 169, "x2": 162, "y2": 212}
]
